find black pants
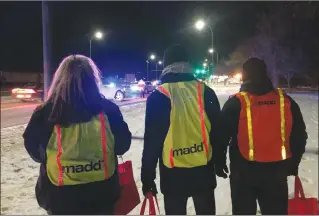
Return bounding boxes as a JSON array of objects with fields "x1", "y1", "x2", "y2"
[
  {"x1": 230, "y1": 169, "x2": 288, "y2": 215},
  {"x1": 164, "y1": 191, "x2": 216, "y2": 215}
]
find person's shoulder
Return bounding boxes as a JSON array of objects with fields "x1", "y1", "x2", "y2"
[
  {"x1": 100, "y1": 97, "x2": 120, "y2": 113},
  {"x1": 149, "y1": 88, "x2": 169, "y2": 100},
  {"x1": 33, "y1": 102, "x2": 52, "y2": 117},
  {"x1": 222, "y1": 92, "x2": 241, "y2": 110},
  {"x1": 146, "y1": 89, "x2": 170, "y2": 109},
  {"x1": 203, "y1": 83, "x2": 214, "y2": 92},
  {"x1": 228, "y1": 93, "x2": 240, "y2": 99}
]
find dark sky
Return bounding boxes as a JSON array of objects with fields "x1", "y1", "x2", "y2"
[{"x1": 1, "y1": 1, "x2": 271, "y2": 78}]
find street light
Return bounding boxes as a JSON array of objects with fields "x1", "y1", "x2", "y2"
[
  {"x1": 95, "y1": 31, "x2": 103, "y2": 39},
  {"x1": 155, "y1": 60, "x2": 163, "y2": 80},
  {"x1": 209, "y1": 48, "x2": 214, "y2": 54},
  {"x1": 146, "y1": 54, "x2": 156, "y2": 81},
  {"x1": 89, "y1": 30, "x2": 104, "y2": 58},
  {"x1": 195, "y1": 19, "x2": 215, "y2": 66},
  {"x1": 203, "y1": 62, "x2": 207, "y2": 67},
  {"x1": 195, "y1": 20, "x2": 205, "y2": 31},
  {"x1": 205, "y1": 59, "x2": 208, "y2": 62},
  {"x1": 150, "y1": 54, "x2": 156, "y2": 60}
]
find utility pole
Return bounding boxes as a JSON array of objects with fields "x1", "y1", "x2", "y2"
[
  {"x1": 146, "y1": 60, "x2": 149, "y2": 81},
  {"x1": 211, "y1": 31, "x2": 214, "y2": 66},
  {"x1": 42, "y1": 0, "x2": 52, "y2": 101}
]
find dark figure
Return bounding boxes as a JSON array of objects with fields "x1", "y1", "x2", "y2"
[
  {"x1": 220, "y1": 57, "x2": 307, "y2": 215},
  {"x1": 141, "y1": 44, "x2": 227, "y2": 215}
]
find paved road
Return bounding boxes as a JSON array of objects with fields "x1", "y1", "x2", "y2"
[
  {"x1": 1, "y1": 98, "x2": 147, "y2": 128},
  {"x1": 0, "y1": 85, "x2": 240, "y2": 129}
]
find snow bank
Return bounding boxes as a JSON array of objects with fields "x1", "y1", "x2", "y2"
[{"x1": 1, "y1": 94, "x2": 318, "y2": 215}]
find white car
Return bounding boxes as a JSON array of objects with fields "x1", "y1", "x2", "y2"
[{"x1": 99, "y1": 82, "x2": 126, "y2": 101}]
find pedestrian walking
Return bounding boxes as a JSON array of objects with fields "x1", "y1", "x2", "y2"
[
  {"x1": 23, "y1": 54, "x2": 132, "y2": 215},
  {"x1": 219, "y1": 57, "x2": 308, "y2": 215},
  {"x1": 141, "y1": 44, "x2": 226, "y2": 215}
]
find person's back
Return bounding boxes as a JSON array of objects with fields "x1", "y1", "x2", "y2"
[
  {"x1": 141, "y1": 45, "x2": 226, "y2": 215},
  {"x1": 220, "y1": 58, "x2": 308, "y2": 215},
  {"x1": 23, "y1": 55, "x2": 132, "y2": 214}
]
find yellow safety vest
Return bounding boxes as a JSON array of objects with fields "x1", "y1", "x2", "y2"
[
  {"x1": 157, "y1": 80, "x2": 212, "y2": 168},
  {"x1": 46, "y1": 113, "x2": 116, "y2": 186}
]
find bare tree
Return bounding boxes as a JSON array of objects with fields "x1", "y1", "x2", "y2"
[{"x1": 277, "y1": 45, "x2": 304, "y2": 88}]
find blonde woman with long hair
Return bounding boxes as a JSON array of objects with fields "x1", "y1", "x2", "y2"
[{"x1": 23, "y1": 55, "x2": 132, "y2": 214}]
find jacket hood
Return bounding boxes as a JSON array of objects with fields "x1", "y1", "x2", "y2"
[
  {"x1": 240, "y1": 77, "x2": 274, "y2": 95},
  {"x1": 160, "y1": 62, "x2": 193, "y2": 78},
  {"x1": 160, "y1": 72, "x2": 196, "y2": 84}
]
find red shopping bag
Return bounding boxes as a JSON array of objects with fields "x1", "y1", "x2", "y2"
[
  {"x1": 288, "y1": 176, "x2": 319, "y2": 215},
  {"x1": 113, "y1": 160, "x2": 140, "y2": 215},
  {"x1": 140, "y1": 192, "x2": 160, "y2": 215}
]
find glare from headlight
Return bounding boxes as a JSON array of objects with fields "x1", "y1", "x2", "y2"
[
  {"x1": 152, "y1": 80, "x2": 159, "y2": 86},
  {"x1": 130, "y1": 86, "x2": 139, "y2": 91},
  {"x1": 108, "y1": 82, "x2": 116, "y2": 88}
]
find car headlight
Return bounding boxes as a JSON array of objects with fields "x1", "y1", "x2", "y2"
[
  {"x1": 107, "y1": 82, "x2": 116, "y2": 88},
  {"x1": 130, "y1": 86, "x2": 139, "y2": 91}
]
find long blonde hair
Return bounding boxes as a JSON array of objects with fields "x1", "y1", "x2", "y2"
[{"x1": 47, "y1": 55, "x2": 103, "y2": 123}]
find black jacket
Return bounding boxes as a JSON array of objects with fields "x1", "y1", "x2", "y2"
[
  {"x1": 23, "y1": 98, "x2": 131, "y2": 213},
  {"x1": 220, "y1": 80, "x2": 307, "y2": 174},
  {"x1": 141, "y1": 73, "x2": 225, "y2": 197}
]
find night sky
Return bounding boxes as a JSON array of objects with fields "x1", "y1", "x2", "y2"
[{"x1": 1, "y1": 1, "x2": 272, "y2": 78}]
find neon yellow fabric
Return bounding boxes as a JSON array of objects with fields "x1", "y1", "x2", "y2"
[
  {"x1": 240, "y1": 92, "x2": 254, "y2": 161},
  {"x1": 46, "y1": 114, "x2": 116, "y2": 186},
  {"x1": 157, "y1": 81, "x2": 212, "y2": 168},
  {"x1": 277, "y1": 88, "x2": 287, "y2": 160}
]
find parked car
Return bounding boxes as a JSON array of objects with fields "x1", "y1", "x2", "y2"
[
  {"x1": 143, "y1": 81, "x2": 157, "y2": 94},
  {"x1": 99, "y1": 81, "x2": 126, "y2": 101}
]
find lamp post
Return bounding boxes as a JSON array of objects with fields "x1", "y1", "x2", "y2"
[
  {"x1": 146, "y1": 60, "x2": 149, "y2": 80},
  {"x1": 195, "y1": 19, "x2": 214, "y2": 66},
  {"x1": 89, "y1": 31, "x2": 103, "y2": 58},
  {"x1": 146, "y1": 54, "x2": 156, "y2": 81},
  {"x1": 42, "y1": 0, "x2": 52, "y2": 100},
  {"x1": 156, "y1": 60, "x2": 162, "y2": 80}
]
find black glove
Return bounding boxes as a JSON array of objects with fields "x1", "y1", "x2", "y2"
[
  {"x1": 142, "y1": 181, "x2": 158, "y2": 196},
  {"x1": 215, "y1": 164, "x2": 229, "y2": 179},
  {"x1": 288, "y1": 160, "x2": 299, "y2": 176}
]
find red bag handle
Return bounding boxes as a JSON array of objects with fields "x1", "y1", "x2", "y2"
[
  {"x1": 140, "y1": 192, "x2": 160, "y2": 215},
  {"x1": 294, "y1": 176, "x2": 306, "y2": 199}
]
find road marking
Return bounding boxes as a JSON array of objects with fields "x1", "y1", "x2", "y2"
[{"x1": 1, "y1": 104, "x2": 38, "y2": 111}]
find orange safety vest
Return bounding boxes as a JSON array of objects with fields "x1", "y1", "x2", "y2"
[{"x1": 235, "y1": 88, "x2": 292, "y2": 162}]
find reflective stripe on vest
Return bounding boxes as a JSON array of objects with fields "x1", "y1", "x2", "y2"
[
  {"x1": 278, "y1": 88, "x2": 287, "y2": 160},
  {"x1": 156, "y1": 81, "x2": 212, "y2": 168},
  {"x1": 46, "y1": 112, "x2": 115, "y2": 186},
  {"x1": 238, "y1": 88, "x2": 289, "y2": 161},
  {"x1": 197, "y1": 82, "x2": 209, "y2": 157},
  {"x1": 239, "y1": 92, "x2": 254, "y2": 161},
  {"x1": 99, "y1": 113, "x2": 109, "y2": 180},
  {"x1": 56, "y1": 125, "x2": 63, "y2": 186}
]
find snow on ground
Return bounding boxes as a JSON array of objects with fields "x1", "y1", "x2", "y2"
[{"x1": 1, "y1": 92, "x2": 318, "y2": 215}]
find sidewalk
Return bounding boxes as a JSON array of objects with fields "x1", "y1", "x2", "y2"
[{"x1": 0, "y1": 96, "x2": 19, "y2": 104}]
